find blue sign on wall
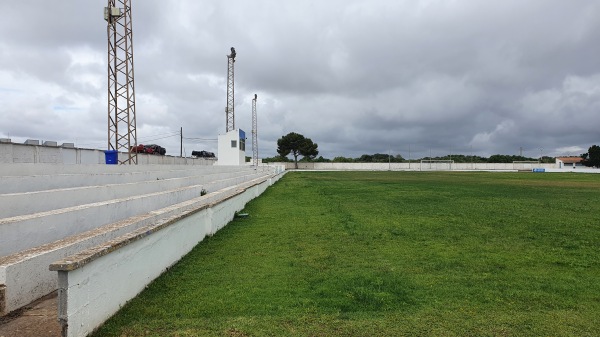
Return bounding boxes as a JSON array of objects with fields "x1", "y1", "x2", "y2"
[{"x1": 532, "y1": 168, "x2": 545, "y2": 173}]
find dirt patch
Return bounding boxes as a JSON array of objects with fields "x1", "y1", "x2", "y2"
[
  {"x1": 227, "y1": 328, "x2": 250, "y2": 337},
  {"x1": 0, "y1": 292, "x2": 60, "y2": 337}
]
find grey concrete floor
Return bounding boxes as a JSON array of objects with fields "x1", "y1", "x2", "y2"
[{"x1": 0, "y1": 292, "x2": 60, "y2": 337}]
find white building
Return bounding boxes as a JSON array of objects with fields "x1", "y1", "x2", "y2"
[
  {"x1": 555, "y1": 156, "x2": 584, "y2": 169},
  {"x1": 217, "y1": 129, "x2": 246, "y2": 166}
]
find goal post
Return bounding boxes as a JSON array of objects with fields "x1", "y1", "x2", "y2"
[
  {"x1": 419, "y1": 160, "x2": 454, "y2": 171},
  {"x1": 512, "y1": 160, "x2": 541, "y2": 170}
]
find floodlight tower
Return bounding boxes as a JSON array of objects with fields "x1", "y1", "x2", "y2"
[
  {"x1": 225, "y1": 47, "x2": 236, "y2": 132},
  {"x1": 105, "y1": 0, "x2": 138, "y2": 164},
  {"x1": 252, "y1": 94, "x2": 258, "y2": 167}
]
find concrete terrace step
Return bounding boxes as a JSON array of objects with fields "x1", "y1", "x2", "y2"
[
  {"x1": 0, "y1": 163, "x2": 223, "y2": 177},
  {"x1": 0, "y1": 173, "x2": 279, "y2": 316},
  {"x1": 0, "y1": 170, "x2": 272, "y2": 257},
  {"x1": 0, "y1": 166, "x2": 251, "y2": 194},
  {"x1": 0, "y1": 169, "x2": 267, "y2": 218}
]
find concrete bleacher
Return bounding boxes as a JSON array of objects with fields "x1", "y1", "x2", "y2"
[
  {"x1": 0, "y1": 170, "x2": 245, "y2": 218},
  {"x1": 0, "y1": 163, "x2": 282, "y2": 317},
  {"x1": 49, "y1": 172, "x2": 284, "y2": 337},
  {"x1": 0, "y1": 167, "x2": 270, "y2": 255}
]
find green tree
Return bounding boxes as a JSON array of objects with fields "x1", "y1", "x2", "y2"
[
  {"x1": 356, "y1": 153, "x2": 405, "y2": 163},
  {"x1": 262, "y1": 155, "x2": 289, "y2": 163},
  {"x1": 332, "y1": 156, "x2": 354, "y2": 163},
  {"x1": 582, "y1": 145, "x2": 600, "y2": 168},
  {"x1": 488, "y1": 154, "x2": 538, "y2": 163},
  {"x1": 277, "y1": 132, "x2": 319, "y2": 169},
  {"x1": 314, "y1": 156, "x2": 331, "y2": 163}
]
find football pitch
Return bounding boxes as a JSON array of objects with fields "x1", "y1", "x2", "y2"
[{"x1": 92, "y1": 171, "x2": 600, "y2": 336}]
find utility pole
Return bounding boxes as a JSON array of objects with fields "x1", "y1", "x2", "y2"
[
  {"x1": 408, "y1": 144, "x2": 411, "y2": 170},
  {"x1": 252, "y1": 94, "x2": 258, "y2": 167},
  {"x1": 225, "y1": 47, "x2": 236, "y2": 132},
  {"x1": 180, "y1": 127, "x2": 183, "y2": 157},
  {"x1": 471, "y1": 145, "x2": 474, "y2": 169},
  {"x1": 105, "y1": 0, "x2": 137, "y2": 164}
]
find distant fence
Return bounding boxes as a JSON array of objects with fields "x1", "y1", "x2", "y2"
[{"x1": 267, "y1": 162, "x2": 559, "y2": 171}]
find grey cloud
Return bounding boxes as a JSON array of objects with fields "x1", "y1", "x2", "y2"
[{"x1": 1, "y1": 0, "x2": 599, "y2": 159}]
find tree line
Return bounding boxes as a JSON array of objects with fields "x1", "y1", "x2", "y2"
[
  {"x1": 267, "y1": 132, "x2": 600, "y2": 168},
  {"x1": 263, "y1": 153, "x2": 556, "y2": 164}
]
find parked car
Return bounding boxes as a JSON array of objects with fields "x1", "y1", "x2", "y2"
[
  {"x1": 130, "y1": 144, "x2": 166, "y2": 155},
  {"x1": 145, "y1": 144, "x2": 166, "y2": 155},
  {"x1": 192, "y1": 150, "x2": 215, "y2": 158}
]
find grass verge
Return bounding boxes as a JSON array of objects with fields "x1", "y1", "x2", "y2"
[{"x1": 92, "y1": 171, "x2": 600, "y2": 336}]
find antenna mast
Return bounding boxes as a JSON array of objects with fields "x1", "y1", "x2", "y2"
[
  {"x1": 225, "y1": 47, "x2": 236, "y2": 132},
  {"x1": 105, "y1": 0, "x2": 137, "y2": 164},
  {"x1": 252, "y1": 94, "x2": 258, "y2": 167}
]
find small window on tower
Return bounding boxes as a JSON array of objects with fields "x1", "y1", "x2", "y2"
[{"x1": 231, "y1": 140, "x2": 237, "y2": 148}]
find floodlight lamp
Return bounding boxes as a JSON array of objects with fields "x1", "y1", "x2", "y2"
[{"x1": 104, "y1": 7, "x2": 122, "y2": 22}]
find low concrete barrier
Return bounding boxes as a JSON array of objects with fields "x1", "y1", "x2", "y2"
[
  {"x1": 0, "y1": 174, "x2": 278, "y2": 317},
  {"x1": 0, "y1": 142, "x2": 216, "y2": 165},
  {"x1": 49, "y1": 172, "x2": 284, "y2": 337},
  {"x1": 267, "y1": 162, "x2": 559, "y2": 171}
]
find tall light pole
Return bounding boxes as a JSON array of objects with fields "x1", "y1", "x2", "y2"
[
  {"x1": 225, "y1": 47, "x2": 236, "y2": 132},
  {"x1": 252, "y1": 94, "x2": 258, "y2": 167},
  {"x1": 105, "y1": 0, "x2": 137, "y2": 164}
]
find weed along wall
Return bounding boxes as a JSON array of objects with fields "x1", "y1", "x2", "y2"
[{"x1": 49, "y1": 172, "x2": 284, "y2": 337}]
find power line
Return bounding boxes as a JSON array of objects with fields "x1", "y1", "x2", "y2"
[
  {"x1": 183, "y1": 137, "x2": 218, "y2": 141},
  {"x1": 138, "y1": 131, "x2": 180, "y2": 140},
  {"x1": 139, "y1": 134, "x2": 180, "y2": 143}
]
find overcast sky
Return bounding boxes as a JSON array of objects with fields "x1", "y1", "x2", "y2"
[{"x1": 1, "y1": 1, "x2": 599, "y2": 159}]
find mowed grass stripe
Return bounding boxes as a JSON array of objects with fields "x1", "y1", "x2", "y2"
[{"x1": 92, "y1": 171, "x2": 600, "y2": 337}]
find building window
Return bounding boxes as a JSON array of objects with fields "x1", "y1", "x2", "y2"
[{"x1": 231, "y1": 140, "x2": 237, "y2": 148}]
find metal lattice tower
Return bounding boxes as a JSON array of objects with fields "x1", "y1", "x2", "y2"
[
  {"x1": 225, "y1": 47, "x2": 236, "y2": 132},
  {"x1": 105, "y1": 1, "x2": 137, "y2": 164},
  {"x1": 252, "y1": 94, "x2": 258, "y2": 167}
]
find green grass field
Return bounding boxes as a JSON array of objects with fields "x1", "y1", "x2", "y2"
[{"x1": 92, "y1": 171, "x2": 600, "y2": 337}]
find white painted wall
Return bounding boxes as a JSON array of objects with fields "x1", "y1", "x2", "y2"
[
  {"x1": 0, "y1": 143, "x2": 215, "y2": 165},
  {"x1": 268, "y1": 162, "x2": 561, "y2": 171},
  {"x1": 51, "y1": 173, "x2": 284, "y2": 337}
]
